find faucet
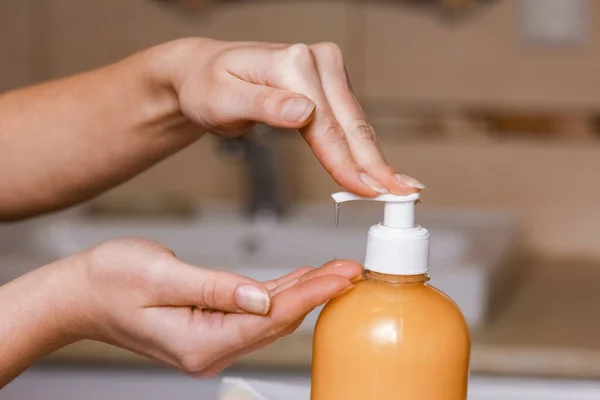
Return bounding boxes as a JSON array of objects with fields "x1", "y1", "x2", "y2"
[{"x1": 218, "y1": 125, "x2": 287, "y2": 220}]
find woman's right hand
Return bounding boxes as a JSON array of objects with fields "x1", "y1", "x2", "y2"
[{"x1": 154, "y1": 38, "x2": 425, "y2": 196}]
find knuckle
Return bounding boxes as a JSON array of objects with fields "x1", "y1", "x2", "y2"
[
  {"x1": 286, "y1": 43, "x2": 313, "y2": 62},
  {"x1": 280, "y1": 325, "x2": 298, "y2": 338},
  {"x1": 177, "y1": 354, "x2": 208, "y2": 375},
  {"x1": 176, "y1": 345, "x2": 230, "y2": 378},
  {"x1": 266, "y1": 325, "x2": 285, "y2": 338},
  {"x1": 319, "y1": 117, "x2": 345, "y2": 144},
  {"x1": 252, "y1": 87, "x2": 279, "y2": 114},
  {"x1": 206, "y1": 88, "x2": 230, "y2": 116},
  {"x1": 315, "y1": 41, "x2": 343, "y2": 55},
  {"x1": 200, "y1": 276, "x2": 219, "y2": 308},
  {"x1": 312, "y1": 42, "x2": 344, "y2": 65},
  {"x1": 352, "y1": 122, "x2": 378, "y2": 143},
  {"x1": 194, "y1": 368, "x2": 222, "y2": 379},
  {"x1": 265, "y1": 319, "x2": 294, "y2": 338},
  {"x1": 230, "y1": 319, "x2": 262, "y2": 345},
  {"x1": 87, "y1": 237, "x2": 172, "y2": 273},
  {"x1": 87, "y1": 238, "x2": 176, "y2": 298},
  {"x1": 266, "y1": 320, "x2": 300, "y2": 339},
  {"x1": 94, "y1": 237, "x2": 163, "y2": 254}
]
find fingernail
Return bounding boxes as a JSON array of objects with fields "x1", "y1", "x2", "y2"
[
  {"x1": 333, "y1": 284, "x2": 354, "y2": 298},
  {"x1": 235, "y1": 285, "x2": 270, "y2": 315},
  {"x1": 360, "y1": 173, "x2": 388, "y2": 194},
  {"x1": 324, "y1": 259, "x2": 347, "y2": 268},
  {"x1": 281, "y1": 98, "x2": 315, "y2": 122},
  {"x1": 269, "y1": 278, "x2": 298, "y2": 297},
  {"x1": 324, "y1": 260, "x2": 365, "y2": 279},
  {"x1": 395, "y1": 174, "x2": 425, "y2": 189}
]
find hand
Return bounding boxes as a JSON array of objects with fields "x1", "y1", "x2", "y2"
[
  {"x1": 0, "y1": 37, "x2": 424, "y2": 220},
  {"x1": 159, "y1": 38, "x2": 424, "y2": 196},
  {"x1": 67, "y1": 238, "x2": 362, "y2": 377}
]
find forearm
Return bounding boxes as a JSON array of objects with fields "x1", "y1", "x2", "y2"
[
  {"x1": 0, "y1": 41, "x2": 199, "y2": 220},
  {"x1": 0, "y1": 259, "x2": 85, "y2": 387}
]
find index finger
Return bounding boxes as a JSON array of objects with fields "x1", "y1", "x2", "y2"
[
  {"x1": 266, "y1": 259, "x2": 363, "y2": 296},
  {"x1": 223, "y1": 273, "x2": 352, "y2": 346},
  {"x1": 277, "y1": 44, "x2": 386, "y2": 196},
  {"x1": 309, "y1": 42, "x2": 425, "y2": 195},
  {"x1": 225, "y1": 44, "x2": 385, "y2": 196}
]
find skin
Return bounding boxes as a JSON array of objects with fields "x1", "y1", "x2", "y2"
[{"x1": 0, "y1": 38, "x2": 423, "y2": 387}]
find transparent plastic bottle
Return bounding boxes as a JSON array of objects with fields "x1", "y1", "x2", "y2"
[
  {"x1": 311, "y1": 270, "x2": 470, "y2": 400},
  {"x1": 311, "y1": 192, "x2": 471, "y2": 400}
]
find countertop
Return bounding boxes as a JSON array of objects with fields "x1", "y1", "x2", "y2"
[{"x1": 43, "y1": 258, "x2": 600, "y2": 380}]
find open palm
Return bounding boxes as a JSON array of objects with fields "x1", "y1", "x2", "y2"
[{"x1": 80, "y1": 238, "x2": 362, "y2": 376}]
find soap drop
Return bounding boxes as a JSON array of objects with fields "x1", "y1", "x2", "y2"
[{"x1": 333, "y1": 202, "x2": 340, "y2": 260}]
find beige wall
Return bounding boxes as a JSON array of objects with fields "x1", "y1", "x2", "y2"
[
  {"x1": 0, "y1": 1, "x2": 36, "y2": 90},
  {"x1": 363, "y1": 0, "x2": 600, "y2": 110},
  {"x1": 1, "y1": 0, "x2": 600, "y2": 258}
]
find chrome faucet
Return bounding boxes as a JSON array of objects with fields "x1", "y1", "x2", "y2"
[{"x1": 218, "y1": 125, "x2": 287, "y2": 219}]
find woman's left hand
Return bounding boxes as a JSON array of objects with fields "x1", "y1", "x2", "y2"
[{"x1": 0, "y1": 238, "x2": 361, "y2": 383}]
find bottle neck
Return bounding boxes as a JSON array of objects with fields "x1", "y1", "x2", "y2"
[{"x1": 363, "y1": 270, "x2": 430, "y2": 284}]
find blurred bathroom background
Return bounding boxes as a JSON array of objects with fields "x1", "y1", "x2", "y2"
[{"x1": 2, "y1": 0, "x2": 600, "y2": 399}]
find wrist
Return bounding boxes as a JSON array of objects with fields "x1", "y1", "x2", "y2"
[
  {"x1": 125, "y1": 39, "x2": 201, "y2": 138},
  {"x1": 139, "y1": 39, "x2": 198, "y2": 121},
  {"x1": 129, "y1": 38, "x2": 211, "y2": 145},
  {"x1": 46, "y1": 256, "x2": 94, "y2": 341},
  {"x1": 0, "y1": 258, "x2": 88, "y2": 384},
  {"x1": 20, "y1": 258, "x2": 89, "y2": 343}
]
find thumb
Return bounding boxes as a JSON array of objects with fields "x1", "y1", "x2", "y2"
[
  {"x1": 229, "y1": 79, "x2": 315, "y2": 129},
  {"x1": 149, "y1": 256, "x2": 271, "y2": 315}
]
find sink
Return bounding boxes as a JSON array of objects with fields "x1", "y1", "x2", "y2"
[
  {"x1": 29, "y1": 204, "x2": 519, "y2": 330},
  {"x1": 6, "y1": 368, "x2": 600, "y2": 400}
]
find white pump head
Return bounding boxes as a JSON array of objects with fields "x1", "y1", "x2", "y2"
[
  {"x1": 331, "y1": 192, "x2": 419, "y2": 228},
  {"x1": 332, "y1": 192, "x2": 430, "y2": 275}
]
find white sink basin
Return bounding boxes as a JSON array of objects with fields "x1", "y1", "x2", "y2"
[
  {"x1": 7, "y1": 369, "x2": 600, "y2": 400},
  {"x1": 32, "y1": 204, "x2": 519, "y2": 330}
]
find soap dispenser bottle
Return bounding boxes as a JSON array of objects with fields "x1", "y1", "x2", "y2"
[{"x1": 311, "y1": 192, "x2": 471, "y2": 400}]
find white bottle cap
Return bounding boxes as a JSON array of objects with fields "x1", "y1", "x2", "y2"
[{"x1": 332, "y1": 192, "x2": 430, "y2": 275}]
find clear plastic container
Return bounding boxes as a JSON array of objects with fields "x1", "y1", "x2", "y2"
[{"x1": 311, "y1": 270, "x2": 471, "y2": 400}]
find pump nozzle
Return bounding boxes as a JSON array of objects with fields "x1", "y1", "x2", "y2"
[
  {"x1": 332, "y1": 192, "x2": 420, "y2": 229},
  {"x1": 332, "y1": 191, "x2": 429, "y2": 275}
]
